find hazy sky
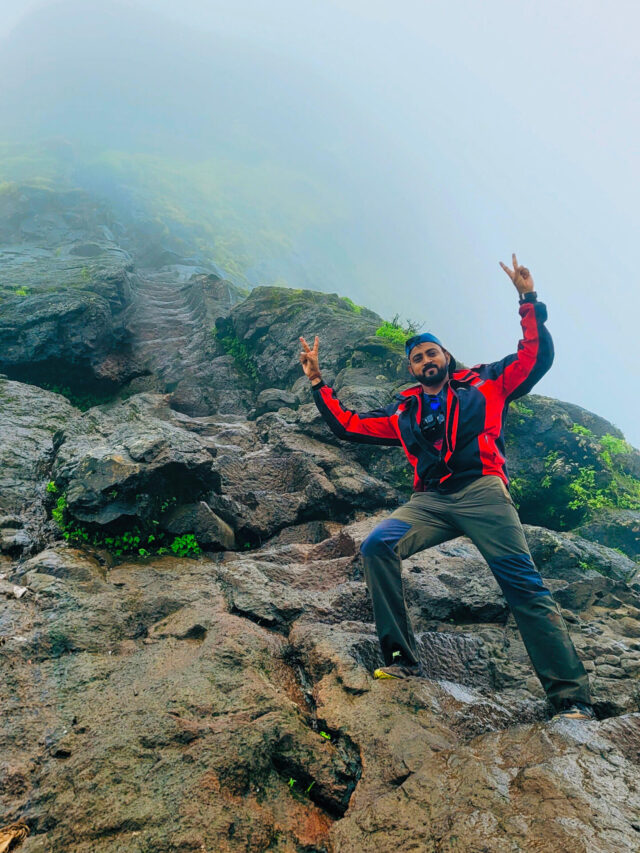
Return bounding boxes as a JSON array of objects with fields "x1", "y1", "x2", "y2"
[{"x1": 2, "y1": 0, "x2": 639, "y2": 445}]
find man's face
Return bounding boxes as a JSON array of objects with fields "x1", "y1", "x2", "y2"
[{"x1": 408, "y1": 342, "x2": 450, "y2": 386}]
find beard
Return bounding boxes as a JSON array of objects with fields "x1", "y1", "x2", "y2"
[{"x1": 418, "y1": 363, "x2": 449, "y2": 387}]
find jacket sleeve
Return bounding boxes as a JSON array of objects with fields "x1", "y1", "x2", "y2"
[
  {"x1": 476, "y1": 295, "x2": 554, "y2": 400},
  {"x1": 312, "y1": 382, "x2": 402, "y2": 446}
]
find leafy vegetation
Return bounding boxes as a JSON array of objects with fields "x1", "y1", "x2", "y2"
[
  {"x1": 509, "y1": 400, "x2": 534, "y2": 427},
  {"x1": 213, "y1": 325, "x2": 259, "y2": 387},
  {"x1": 374, "y1": 314, "x2": 422, "y2": 350},
  {"x1": 570, "y1": 423, "x2": 592, "y2": 437},
  {"x1": 566, "y1": 432, "x2": 640, "y2": 513},
  {"x1": 40, "y1": 383, "x2": 106, "y2": 411},
  {"x1": 340, "y1": 296, "x2": 363, "y2": 313},
  {"x1": 169, "y1": 534, "x2": 202, "y2": 558},
  {"x1": 50, "y1": 491, "x2": 202, "y2": 559}
]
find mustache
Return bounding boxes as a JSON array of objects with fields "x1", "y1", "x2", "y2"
[{"x1": 422, "y1": 364, "x2": 438, "y2": 372}]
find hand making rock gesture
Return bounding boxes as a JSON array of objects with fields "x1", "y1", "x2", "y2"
[
  {"x1": 500, "y1": 253, "x2": 535, "y2": 297},
  {"x1": 299, "y1": 335, "x2": 322, "y2": 383}
]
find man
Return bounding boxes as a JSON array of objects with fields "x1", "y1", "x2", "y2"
[{"x1": 299, "y1": 255, "x2": 594, "y2": 721}]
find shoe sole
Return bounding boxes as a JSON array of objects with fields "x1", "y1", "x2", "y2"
[
  {"x1": 373, "y1": 669, "x2": 400, "y2": 679},
  {"x1": 553, "y1": 712, "x2": 594, "y2": 720},
  {"x1": 373, "y1": 668, "x2": 421, "y2": 680}
]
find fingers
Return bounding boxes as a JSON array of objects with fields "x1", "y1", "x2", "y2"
[
  {"x1": 299, "y1": 336, "x2": 311, "y2": 353},
  {"x1": 313, "y1": 335, "x2": 319, "y2": 355},
  {"x1": 512, "y1": 252, "x2": 519, "y2": 274},
  {"x1": 499, "y1": 261, "x2": 514, "y2": 280}
]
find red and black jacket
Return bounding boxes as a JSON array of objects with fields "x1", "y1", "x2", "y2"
[{"x1": 312, "y1": 295, "x2": 553, "y2": 492}]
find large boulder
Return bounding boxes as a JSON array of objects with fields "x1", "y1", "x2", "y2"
[
  {"x1": 0, "y1": 184, "x2": 137, "y2": 392},
  {"x1": 574, "y1": 509, "x2": 640, "y2": 563},
  {"x1": 503, "y1": 395, "x2": 640, "y2": 547},
  {"x1": 215, "y1": 286, "x2": 411, "y2": 394},
  {"x1": 51, "y1": 394, "x2": 219, "y2": 527},
  {"x1": 0, "y1": 378, "x2": 79, "y2": 553}
]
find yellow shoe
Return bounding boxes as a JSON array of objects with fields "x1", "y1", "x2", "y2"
[
  {"x1": 373, "y1": 662, "x2": 422, "y2": 679},
  {"x1": 553, "y1": 702, "x2": 596, "y2": 721}
]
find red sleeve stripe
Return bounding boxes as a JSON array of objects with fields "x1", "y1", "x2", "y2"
[
  {"x1": 501, "y1": 303, "x2": 540, "y2": 396},
  {"x1": 319, "y1": 387, "x2": 399, "y2": 441}
]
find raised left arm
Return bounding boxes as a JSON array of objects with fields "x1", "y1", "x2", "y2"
[{"x1": 475, "y1": 256, "x2": 554, "y2": 399}]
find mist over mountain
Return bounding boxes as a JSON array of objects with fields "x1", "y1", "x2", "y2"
[
  {"x1": 1, "y1": 0, "x2": 638, "y2": 448},
  {"x1": 0, "y1": 0, "x2": 411, "y2": 294}
]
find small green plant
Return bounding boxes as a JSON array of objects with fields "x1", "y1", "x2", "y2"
[
  {"x1": 340, "y1": 296, "x2": 362, "y2": 313},
  {"x1": 170, "y1": 533, "x2": 202, "y2": 557},
  {"x1": 160, "y1": 496, "x2": 177, "y2": 513},
  {"x1": 14, "y1": 286, "x2": 29, "y2": 297},
  {"x1": 319, "y1": 731, "x2": 331, "y2": 741},
  {"x1": 568, "y1": 467, "x2": 609, "y2": 511},
  {"x1": 52, "y1": 494, "x2": 68, "y2": 527},
  {"x1": 599, "y1": 434, "x2": 632, "y2": 468},
  {"x1": 80, "y1": 266, "x2": 91, "y2": 282},
  {"x1": 213, "y1": 326, "x2": 260, "y2": 387},
  {"x1": 375, "y1": 315, "x2": 422, "y2": 350},
  {"x1": 544, "y1": 450, "x2": 560, "y2": 467},
  {"x1": 508, "y1": 477, "x2": 526, "y2": 508},
  {"x1": 46, "y1": 480, "x2": 58, "y2": 494},
  {"x1": 570, "y1": 423, "x2": 593, "y2": 437},
  {"x1": 511, "y1": 400, "x2": 534, "y2": 418},
  {"x1": 40, "y1": 383, "x2": 104, "y2": 411},
  {"x1": 50, "y1": 491, "x2": 203, "y2": 559}
]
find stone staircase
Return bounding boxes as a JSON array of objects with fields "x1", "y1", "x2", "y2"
[
  {"x1": 124, "y1": 268, "x2": 250, "y2": 416},
  {"x1": 126, "y1": 269, "x2": 211, "y2": 383}
]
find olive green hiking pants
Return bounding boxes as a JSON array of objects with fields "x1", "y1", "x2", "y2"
[{"x1": 360, "y1": 475, "x2": 591, "y2": 710}]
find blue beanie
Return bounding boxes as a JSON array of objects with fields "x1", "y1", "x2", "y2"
[{"x1": 405, "y1": 332, "x2": 444, "y2": 357}]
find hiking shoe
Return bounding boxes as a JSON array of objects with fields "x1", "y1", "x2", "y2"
[
  {"x1": 553, "y1": 702, "x2": 596, "y2": 721},
  {"x1": 373, "y1": 662, "x2": 422, "y2": 679}
]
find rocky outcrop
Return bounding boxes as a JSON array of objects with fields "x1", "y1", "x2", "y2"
[
  {"x1": 0, "y1": 184, "x2": 137, "y2": 393},
  {"x1": 2, "y1": 521, "x2": 640, "y2": 851},
  {"x1": 1, "y1": 183, "x2": 639, "y2": 852},
  {"x1": 216, "y1": 285, "x2": 402, "y2": 394},
  {"x1": 0, "y1": 379, "x2": 78, "y2": 554}
]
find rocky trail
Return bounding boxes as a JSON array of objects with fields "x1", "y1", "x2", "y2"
[{"x1": 126, "y1": 270, "x2": 211, "y2": 387}]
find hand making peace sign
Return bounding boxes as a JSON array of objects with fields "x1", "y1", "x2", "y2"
[
  {"x1": 299, "y1": 335, "x2": 321, "y2": 381},
  {"x1": 500, "y1": 253, "x2": 535, "y2": 296}
]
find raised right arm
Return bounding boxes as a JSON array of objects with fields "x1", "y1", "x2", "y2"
[
  {"x1": 312, "y1": 382, "x2": 402, "y2": 446},
  {"x1": 299, "y1": 335, "x2": 401, "y2": 446}
]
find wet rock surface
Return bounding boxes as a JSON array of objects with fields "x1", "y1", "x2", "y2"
[
  {"x1": 2, "y1": 525, "x2": 640, "y2": 851},
  {"x1": 1, "y1": 183, "x2": 639, "y2": 851}
]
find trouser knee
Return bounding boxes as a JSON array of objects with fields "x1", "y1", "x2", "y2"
[{"x1": 487, "y1": 552, "x2": 550, "y2": 609}]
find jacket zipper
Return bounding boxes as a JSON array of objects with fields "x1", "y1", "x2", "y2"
[{"x1": 444, "y1": 384, "x2": 459, "y2": 460}]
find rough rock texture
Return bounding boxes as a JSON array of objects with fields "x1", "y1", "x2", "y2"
[
  {"x1": 0, "y1": 379, "x2": 79, "y2": 553},
  {"x1": 2, "y1": 523, "x2": 640, "y2": 851},
  {"x1": 124, "y1": 269, "x2": 249, "y2": 417},
  {"x1": 0, "y1": 185, "x2": 138, "y2": 391},
  {"x1": 1, "y1": 183, "x2": 640, "y2": 851},
  {"x1": 503, "y1": 395, "x2": 640, "y2": 555}
]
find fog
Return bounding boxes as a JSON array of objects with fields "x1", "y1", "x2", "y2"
[{"x1": 1, "y1": 0, "x2": 638, "y2": 445}]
